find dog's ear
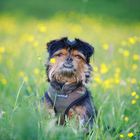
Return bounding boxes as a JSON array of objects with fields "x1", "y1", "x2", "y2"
[
  {"x1": 46, "y1": 37, "x2": 68, "y2": 58},
  {"x1": 46, "y1": 39, "x2": 56, "y2": 53},
  {"x1": 75, "y1": 38, "x2": 94, "y2": 62}
]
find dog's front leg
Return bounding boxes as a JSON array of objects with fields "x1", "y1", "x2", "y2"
[
  {"x1": 45, "y1": 101, "x2": 55, "y2": 117},
  {"x1": 75, "y1": 106, "x2": 88, "y2": 125},
  {"x1": 68, "y1": 105, "x2": 91, "y2": 127}
]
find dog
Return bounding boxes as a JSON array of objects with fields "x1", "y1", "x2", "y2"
[{"x1": 43, "y1": 37, "x2": 97, "y2": 130}]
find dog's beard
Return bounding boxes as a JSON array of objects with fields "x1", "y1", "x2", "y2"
[
  {"x1": 53, "y1": 72, "x2": 78, "y2": 83},
  {"x1": 47, "y1": 63, "x2": 92, "y2": 84},
  {"x1": 48, "y1": 65, "x2": 78, "y2": 83}
]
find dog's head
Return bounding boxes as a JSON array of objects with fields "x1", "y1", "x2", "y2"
[{"x1": 46, "y1": 37, "x2": 94, "y2": 84}]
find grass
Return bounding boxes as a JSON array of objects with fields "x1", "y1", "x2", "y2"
[{"x1": 0, "y1": 14, "x2": 140, "y2": 140}]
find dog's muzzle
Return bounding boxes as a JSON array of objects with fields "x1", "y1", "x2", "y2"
[
  {"x1": 63, "y1": 56, "x2": 74, "y2": 69},
  {"x1": 63, "y1": 63, "x2": 73, "y2": 69}
]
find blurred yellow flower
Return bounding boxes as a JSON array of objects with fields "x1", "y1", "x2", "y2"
[
  {"x1": 103, "y1": 79, "x2": 113, "y2": 89},
  {"x1": 119, "y1": 134, "x2": 124, "y2": 138},
  {"x1": 123, "y1": 50, "x2": 129, "y2": 57},
  {"x1": 128, "y1": 132, "x2": 134, "y2": 138},
  {"x1": 0, "y1": 47, "x2": 5, "y2": 53},
  {"x1": 33, "y1": 68, "x2": 40, "y2": 75},
  {"x1": 33, "y1": 41, "x2": 39, "y2": 47},
  {"x1": 114, "y1": 68, "x2": 121, "y2": 84},
  {"x1": 23, "y1": 76, "x2": 28, "y2": 82},
  {"x1": 132, "y1": 64, "x2": 138, "y2": 70},
  {"x1": 124, "y1": 116, "x2": 129, "y2": 122},
  {"x1": 38, "y1": 24, "x2": 47, "y2": 33},
  {"x1": 27, "y1": 35, "x2": 34, "y2": 42},
  {"x1": 1, "y1": 78, "x2": 7, "y2": 85},
  {"x1": 114, "y1": 77, "x2": 120, "y2": 84},
  {"x1": 94, "y1": 75, "x2": 102, "y2": 84},
  {"x1": 115, "y1": 67, "x2": 121, "y2": 73},
  {"x1": 131, "y1": 99, "x2": 136, "y2": 104},
  {"x1": 18, "y1": 71, "x2": 25, "y2": 77},
  {"x1": 50, "y1": 58, "x2": 56, "y2": 64},
  {"x1": 135, "y1": 95, "x2": 139, "y2": 99},
  {"x1": 131, "y1": 78, "x2": 137, "y2": 84},
  {"x1": 133, "y1": 54, "x2": 139, "y2": 61},
  {"x1": 100, "y1": 63, "x2": 108, "y2": 74},
  {"x1": 102, "y1": 43, "x2": 109, "y2": 50},
  {"x1": 131, "y1": 91, "x2": 136, "y2": 96},
  {"x1": 114, "y1": 73, "x2": 119, "y2": 78},
  {"x1": 128, "y1": 37, "x2": 136, "y2": 44}
]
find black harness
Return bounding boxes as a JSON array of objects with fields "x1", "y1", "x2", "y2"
[{"x1": 44, "y1": 82, "x2": 89, "y2": 116}]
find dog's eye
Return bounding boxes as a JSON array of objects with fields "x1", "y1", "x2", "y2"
[
  {"x1": 56, "y1": 53, "x2": 64, "y2": 57},
  {"x1": 75, "y1": 55, "x2": 82, "y2": 59}
]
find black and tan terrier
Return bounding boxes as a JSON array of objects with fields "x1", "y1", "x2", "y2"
[{"x1": 43, "y1": 37, "x2": 96, "y2": 130}]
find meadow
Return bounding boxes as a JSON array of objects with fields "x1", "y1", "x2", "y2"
[{"x1": 0, "y1": 14, "x2": 140, "y2": 140}]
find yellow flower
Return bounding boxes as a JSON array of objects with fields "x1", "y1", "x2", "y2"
[
  {"x1": 33, "y1": 41, "x2": 39, "y2": 47},
  {"x1": 102, "y1": 43, "x2": 109, "y2": 50},
  {"x1": 18, "y1": 71, "x2": 25, "y2": 77},
  {"x1": 33, "y1": 68, "x2": 40, "y2": 75},
  {"x1": 123, "y1": 50, "x2": 129, "y2": 57},
  {"x1": 131, "y1": 78, "x2": 137, "y2": 84},
  {"x1": 1, "y1": 78, "x2": 7, "y2": 85},
  {"x1": 103, "y1": 79, "x2": 113, "y2": 89},
  {"x1": 50, "y1": 58, "x2": 56, "y2": 64},
  {"x1": 133, "y1": 54, "x2": 139, "y2": 61},
  {"x1": 100, "y1": 63, "x2": 108, "y2": 74},
  {"x1": 114, "y1": 77, "x2": 120, "y2": 84},
  {"x1": 27, "y1": 35, "x2": 34, "y2": 42},
  {"x1": 115, "y1": 67, "x2": 121, "y2": 73},
  {"x1": 38, "y1": 24, "x2": 47, "y2": 33},
  {"x1": 135, "y1": 95, "x2": 139, "y2": 99},
  {"x1": 114, "y1": 73, "x2": 119, "y2": 78},
  {"x1": 124, "y1": 116, "x2": 129, "y2": 122},
  {"x1": 23, "y1": 76, "x2": 28, "y2": 82},
  {"x1": 0, "y1": 47, "x2": 5, "y2": 53},
  {"x1": 132, "y1": 64, "x2": 138, "y2": 70},
  {"x1": 94, "y1": 75, "x2": 102, "y2": 84},
  {"x1": 128, "y1": 132, "x2": 134, "y2": 138},
  {"x1": 131, "y1": 91, "x2": 136, "y2": 97},
  {"x1": 128, "y1": 37, "x2": 136, "y2": 44},
  {"x1": 131, "y1": 99, "x2": 136, "y2": 104},
  {"x1": 120, "y1": 134, "x2": 124, "y2": 138}
]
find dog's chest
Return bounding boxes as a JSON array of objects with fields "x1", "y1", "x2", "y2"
[{"x1": 47, "y1": 85, "x2": 87, "y2": 115}]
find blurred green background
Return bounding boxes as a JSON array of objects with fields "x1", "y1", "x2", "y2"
[
  {"x1": 0, "y1": 0, "x2": 140, "y2": 22},
  {"x1": 0, "y1": 0, "x2": 140, "y2": 140}
]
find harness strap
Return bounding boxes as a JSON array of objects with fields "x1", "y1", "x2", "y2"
[
  {"x1": 64, "y1": 91, "x2": 88, "y2": 115},
  {"x1": 44, "y1": 88, "x2": 88, "y2": 116},
  {"x1": 45, "y1": 92, "x2": 57, "y2": 113}
]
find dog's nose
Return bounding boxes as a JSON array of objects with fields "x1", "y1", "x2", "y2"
[
  {"x1": 63, "y1": 56, "x2": 73, "y2": 68},
  {"x1": 66, "y1": 57, "x2": 73, "y2": 63}
]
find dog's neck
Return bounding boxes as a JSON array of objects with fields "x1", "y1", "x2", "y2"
[{"x1": 49, "y1": 81, "x2": 84, "y2": 95}]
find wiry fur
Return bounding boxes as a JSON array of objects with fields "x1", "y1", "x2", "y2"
[
  {"x1": 46, "y1": 55, "x2": 92, "y2": 85},
  {"x1": 44, "y1": 37, "x2": 96, "y2": 132}
]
